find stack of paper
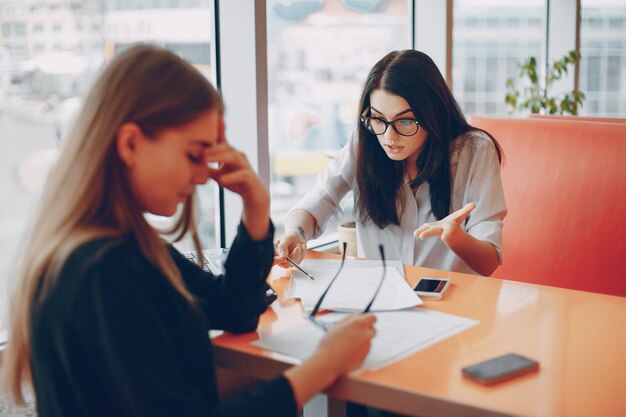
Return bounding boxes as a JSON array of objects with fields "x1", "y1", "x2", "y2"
[{"x1": 285, "y1": 260, "x2": 422, "y2": 312}]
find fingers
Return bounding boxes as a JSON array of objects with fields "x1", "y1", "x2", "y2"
[
  {"x1": 413, "y1": 222, "x2": 432, "y2": 237},
  {"x1": 274, "y1": 234, "x2": 307, "y2": 264},
  {"x1": 333, "y1": 314, "x2": 377, "y2": 338},
  {"x1": 217, "y1": 116, "x2": 227, "y2": 144},
  {"x1": 345, "y1": 313, "x2": 377, "y2": 328},
  {"x1": 274, "y1": 246, "x2": 304, "y2": 266},
  {"x1": 291, "y1": 245, "x2": 306, "y2": 264},
  {"x1": 414, "y1": 224, "x2": 443, "y2": 240},
  {"x1": 214, "y1": 169, "x2": 256, "y2": 188},
  {"x1": 414, "y1": 203, "x2": 477, "y2": 240},
  {"x1": 316, "y1": 313, "x2": 376, "y2": 376},
  {"x1": 274, "y1": 239, "x2": 290, "y2": 258},
  {"x1": 448, "y1": 202, "x2": 476, "y2": 222},
  {"x1": 203, "y1": 142, "x2": 248, "y2": 170},
  {"x1": 326, "y1": 314, "x2": 377, "y2": 348},
  {"x1": 203, "y1": 144, "x2": 265, "y2": 203},
  {"x1": 274, "y1": 258, "x2": 293, "y2": 268}
]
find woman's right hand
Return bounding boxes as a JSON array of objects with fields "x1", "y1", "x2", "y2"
[
  {"x1": 315, "y1": 314, "x2": 377, "y2": 377},
  {"x1": 274, "y1": 230, "x2": 307, "y2": 268},
  {"x1": 283, "y1": 314, "x2": 376, "y2": 408}
]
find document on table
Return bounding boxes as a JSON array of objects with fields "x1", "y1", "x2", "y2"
[
  {"x1": 252, "y1": 309, "x2": 478, "y2": 371},
  {"x1": 284, "y1": 259, "x2": 422, "y2": 312}
]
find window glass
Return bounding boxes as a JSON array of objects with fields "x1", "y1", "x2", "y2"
[
  {"x1": 0, "y1": 0, "x2": 213, "y2": 329},
  {"x1": 452, "y1": 0, "x2": 545, "y2": 116},
  {"x1": 580, "y1": 0, "x2": 626, "y2": 116},
  {"x1": 266, "y1": 0, "x2": 410, "y2": 243}
]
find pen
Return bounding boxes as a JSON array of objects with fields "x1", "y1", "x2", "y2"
[{"x1": 273, "y1": 246, "x2": 315, "y2": 280}]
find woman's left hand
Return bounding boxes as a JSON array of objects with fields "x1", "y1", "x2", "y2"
[{"x1": 413, "y1": 202, "x2": 476, "y2": 245}]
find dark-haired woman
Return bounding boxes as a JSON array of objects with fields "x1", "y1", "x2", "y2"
[{"x1": 275, "y1": 50, "x2": 506, "y2": 277}]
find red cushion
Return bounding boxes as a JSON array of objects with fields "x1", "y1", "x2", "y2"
[
  {"x1": 529, "y1": 114, "x2": 626, "y2": 124},
  {"x1": 468, "y1": 116, "x2": 626, "y2": 297}
]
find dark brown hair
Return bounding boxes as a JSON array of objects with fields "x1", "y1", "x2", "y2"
[{"x1": 355, "y1": 50, "x2": 502, "y2": 228}]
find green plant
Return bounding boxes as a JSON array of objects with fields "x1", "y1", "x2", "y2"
[{"x1": 505, "y1": 50, "x2": 586, "y2": 115}]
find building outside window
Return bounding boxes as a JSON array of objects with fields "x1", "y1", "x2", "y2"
[
  {"x1": 266, "y1": 0, "x2": 410, "y2": 241},
  {"x1": 580, "y1": 0, "x2": 626, "y2": 116},
  {"x1": 452, "y1": 0, "x2": 546, "y2": 117}
]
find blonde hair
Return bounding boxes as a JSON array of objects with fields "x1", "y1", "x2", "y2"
[{"x1": 1, "y1": 45, "x2": 222, "y2": 403}]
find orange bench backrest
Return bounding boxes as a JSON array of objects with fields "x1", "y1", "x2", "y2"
[
  {"x1": 468, "y1": 116, "x2": 626, "y2": 297},
  {"x1": 529, "y1": 114, "x2": 626, "y2": 124}
]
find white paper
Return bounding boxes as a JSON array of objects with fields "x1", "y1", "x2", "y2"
[
  {"x1": 253, "y1": 309, "x2": 478, "y2": 371},
  {"x1": 285, "y1": 260, "x2": 421, "y2": 312},
  {"x1": 300, "y1": 259, "x2": 406, "y2": 276}
]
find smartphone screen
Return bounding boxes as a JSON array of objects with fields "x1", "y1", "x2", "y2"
[
  {"x1": 462, "y1": 353, "x2": 539, "y2": 385},
  {"x1": 414, "y1": 278, "x2": 447, "y2": 293}
]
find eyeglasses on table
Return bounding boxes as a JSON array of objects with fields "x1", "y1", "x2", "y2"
[{"x1": 307, "y1": 243, "x2": 387, "y2": 332}]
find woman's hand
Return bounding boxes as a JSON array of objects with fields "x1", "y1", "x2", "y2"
[
  {"x1": 204, "y1": 118, "x2": 270, "y2": 239},
  {"x1": 414, "y1": 202, "x2": 499, "y2": 276},
  {"x1": 284, "y1": 314, "x2": 376, "y2": 408},
  {"x1": 413, "y1": 202, "x2": 476, "y2": 245},
  {"x1": 315, "y1": 314, "x2": 376, "y2": 376},
  {"x1": 274, "y1": 230, "x2": 307, "y2": 268},
  {"x1": 274, "y1": 209, "x2": 317, "y2": 267}
]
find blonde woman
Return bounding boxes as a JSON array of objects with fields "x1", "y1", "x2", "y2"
[{"x1": 2, "y1": 45, "x2": 375, "y2": 417}]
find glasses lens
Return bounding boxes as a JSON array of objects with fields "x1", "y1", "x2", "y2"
[
  {"x1": 394, "y1": 119, "x2": 419, "y2": 136},
  {"x1": 363, "y1": 117, "x2": 387, "y2": 135}
]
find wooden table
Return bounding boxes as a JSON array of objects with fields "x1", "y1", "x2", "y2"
[{"x1": 212, "y1": 252, "x2": 626, "y2": 417}]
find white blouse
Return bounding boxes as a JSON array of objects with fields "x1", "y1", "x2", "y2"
[{"x1": 288, "y1": 130, "x2": 507, "y2": 275}]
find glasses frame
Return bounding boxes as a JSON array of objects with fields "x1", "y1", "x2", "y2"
[
  {"x1": 307, "y1": 243, "x2": 387, "y2": 332},
  {"x1": 360, "y1": 115, "x2": 420, "y2": 137}
]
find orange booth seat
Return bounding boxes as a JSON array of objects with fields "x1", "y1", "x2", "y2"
[
  {"x1": 529, "y1": 114, "x2": 626, "y2": 124},
  {"x1": 468, "y1": 116, "x2": 626, "y2": 297}
]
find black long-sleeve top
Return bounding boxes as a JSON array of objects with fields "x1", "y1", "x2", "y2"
[{"x1": 31, "y1": 223, "x2": 297, "y2": 417}]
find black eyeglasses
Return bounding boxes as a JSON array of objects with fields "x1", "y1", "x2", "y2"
[
  {"x1": 307, "y1": 243, "x2": 387, "y2": 332},
  {"x1": 360, "y1": 115, "x2": 420, "y2": 137}
]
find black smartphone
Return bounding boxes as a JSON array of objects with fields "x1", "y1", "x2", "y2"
[
  {"x1": 413, "y1": 278, "x2": 450, "y2": 300},
  {"x1": 462, "y1": 353, "x2": 539, "y2": 385}
]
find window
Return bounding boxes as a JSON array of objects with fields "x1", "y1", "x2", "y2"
[
  {"x1": 266, "y1": 0, "x2": 410, "y2": 241},
  {"x1": 580, "y1": 0, "x2": 626, "y2": 116},
  {"x1": 14, "y1": 22, "x2": 25, "y2": 36},
  {"x1": 452, "y1": 0, "x2": 546, "y2": 116},
  {"x1": 0, "y1": 0, "x2": 214, "y2": 329}
]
